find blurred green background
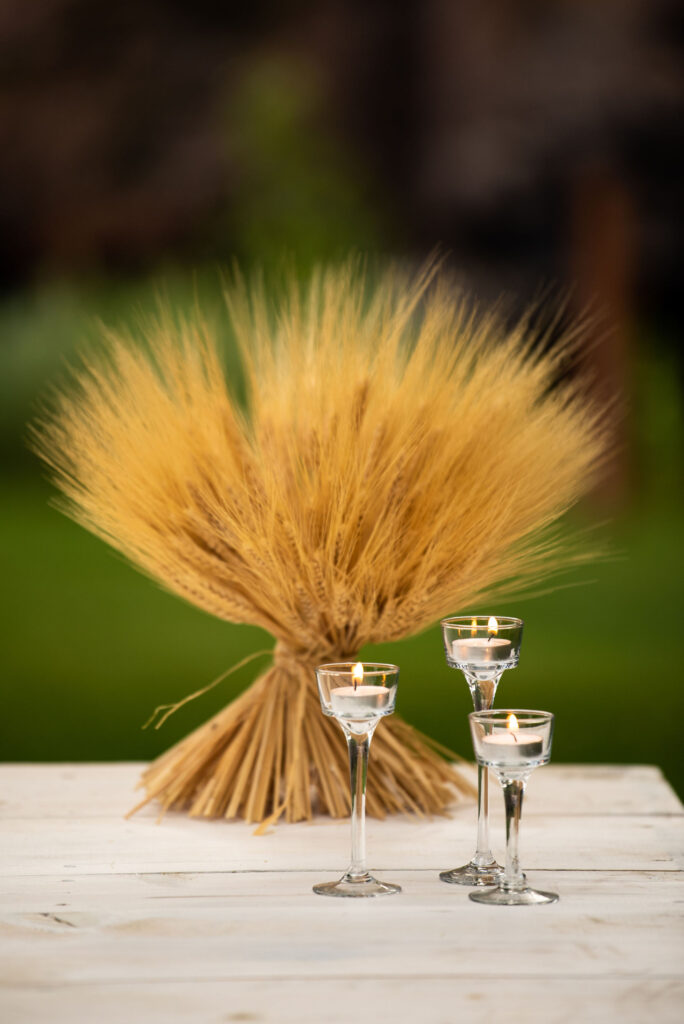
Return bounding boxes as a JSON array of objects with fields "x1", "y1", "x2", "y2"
[{"x1": 1, "y1": 4, "x2": 682, "y2": 795}]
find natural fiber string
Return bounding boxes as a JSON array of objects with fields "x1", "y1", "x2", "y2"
[{"x1": 142, "y1": 649, "x2": 274, "y2": 730}]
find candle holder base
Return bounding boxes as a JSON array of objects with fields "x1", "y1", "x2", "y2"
[
  {"x1": 469, "y1": 884, "x2": 558, "y2": 906},
  {"x1": 313, "y1": 872, "x2": 402, "y2": 898},
  {"x1": 439, "y1": 860, "x2": 502, "y2": 887}
]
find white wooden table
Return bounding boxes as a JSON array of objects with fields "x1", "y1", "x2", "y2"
[{"x1": 1, "y1": 763, "x2": 682, "y2": 1024}]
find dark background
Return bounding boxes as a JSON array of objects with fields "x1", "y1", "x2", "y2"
[{"x1": 1, "y1": 1, "x2": 682, "y2": 793}]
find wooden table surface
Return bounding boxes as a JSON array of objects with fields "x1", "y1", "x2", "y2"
[{"x1": 1, "y1": 762, "x2": 682, "y2": 1023}]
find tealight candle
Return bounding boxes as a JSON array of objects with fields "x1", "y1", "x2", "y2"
[
  {"x1": 480, "y1": 714, "x2": 543, "y2": 766},
  {"x1": 452, "y1": 617, "x2": 512, "y2": 666},
  {"x1": 452, "y1": 635, "x2": 512, "y2": 666},
  {"x1": 330, "y1": 685, "x2": 391, "y2": 718},
  {"x1": 329, "y1": 661, "x2": 391, "y2": 720}
]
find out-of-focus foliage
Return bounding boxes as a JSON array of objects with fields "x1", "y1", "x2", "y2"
[{"x1": 0, "y1": 1, "x2": 681, "y2": 800}]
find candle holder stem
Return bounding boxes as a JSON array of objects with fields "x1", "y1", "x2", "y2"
[
  {"x1": 470, "y1": 769, "x2": 558, "y2": 905},
  {"x1": 312, "y1": 672, "x2": 402, "y2": 899},
  {"x1": 347, "y1": 730, "x2": 370, "y2": 879},
  {"x1": 473, "y1": 761, "x2": 494, "y2": 867},
  {"x1": 468, "y1": 674, "x2": 499, "y2": 712},
  {"x1": 501, "y1": 776, "x2": 526, "y2": 891},
  {"x1": 440, "y1": 672, "x2": 502, "y2": 886}
]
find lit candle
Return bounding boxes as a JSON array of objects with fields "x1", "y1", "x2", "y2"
[
  {"x1": 480, "y1": 713, "x2": 543, "y2": 765},
  {"x1": 330, "y1": 662, "x2": 391, "y2": 719},
  {"x1": 452, "y1": 617, "x2": 512, "y2": 667}
]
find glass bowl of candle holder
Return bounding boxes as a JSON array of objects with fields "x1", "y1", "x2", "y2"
[
  {"x1": 468, "y1": 709, "x2": 557, "y2": 906},
  {"x1": 438, "y1": 615, "x2": 524, "y2": 887},
  {"x1": 442, "y1": 616, "x2": 523, "y2": 681},
  {"x1": 313, "y1": 662, "x2": 401, "y2": 898}
]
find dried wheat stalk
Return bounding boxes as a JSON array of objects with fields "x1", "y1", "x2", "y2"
[{"x1": 31, "y1": 261, "x2": 605, "y2": 826}]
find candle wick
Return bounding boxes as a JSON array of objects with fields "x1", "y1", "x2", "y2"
[{"x1": 512, "y1": 732, "x2": 519, "y2": 743}]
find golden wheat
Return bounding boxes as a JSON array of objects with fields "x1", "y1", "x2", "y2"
[{"x1": 31, "y1": 261, "x2": 605, "y2": 827}]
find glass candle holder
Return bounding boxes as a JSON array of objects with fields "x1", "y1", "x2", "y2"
[
  {"x1": 313, "y1": 662, "x2": 401, "y2": 898},
  {"x1": 439, "y1": 615, "x2": 523, "y2": 886},
  {"x1": 468, "y1": 709, "x2": 558, "y2": 906}
]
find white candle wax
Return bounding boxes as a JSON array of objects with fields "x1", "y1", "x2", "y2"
[
  {"x1": 480, "y1": 728, "x2": 543, "y2": 765},
  {"x1": 452, "y1": 636, "x2": 512, "y2": 666},
  {"x1": 330, "y1": 685, "x2": 390, "y2": 719}
]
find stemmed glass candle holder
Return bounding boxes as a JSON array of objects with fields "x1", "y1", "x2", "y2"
[
  {"x1": 313, "y1": 662, "x2": 401, "y2": 898},
  {"x1": 469, "y1": 709, "x2": 557, "y2": 906},
  {"x1": 439, "y1": 615, "x2": 523, "y2": 886}
]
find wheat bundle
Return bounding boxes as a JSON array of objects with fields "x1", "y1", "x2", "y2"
[{"x1": 32, "y1": 261, "x2": 604, "y2": 827}]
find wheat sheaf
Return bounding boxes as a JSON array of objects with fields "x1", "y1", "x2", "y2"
[{"x1": 32, "y1": 261, "x2": 605, "y2": 828}]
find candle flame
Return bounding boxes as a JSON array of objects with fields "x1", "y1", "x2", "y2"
[
  {"x1": 470, "y1": 617, "x2": 478, "y2": 637},
  {"x1": 352, "y1": 662, "x2": 364, "y2": 690},
  {"x1": 487, "y1": 616, "x2": 498, "y2": 635},
  {"x1": 507, "y1": 713, "x2": 519, "y2": 731}
]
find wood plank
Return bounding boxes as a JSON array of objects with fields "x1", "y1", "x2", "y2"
[
  {"x1": 0, "y1": 866, "x2": 681, "y2": 910},
  {"x1": 0, "y1": 763, "x2": 680, "y2": 820},
  {"x1": 1, "y1": 810, "x2": 681, "y2": 877},
  {"x1": 0, "y1": 872, "x2": 682, "y2": 987},
  {"x1": 2, "y1": 978, "x2": 684, "y2": 1024},
  {"x1": 530, "y1": 763, "x2": 682, "y2": 815}
]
